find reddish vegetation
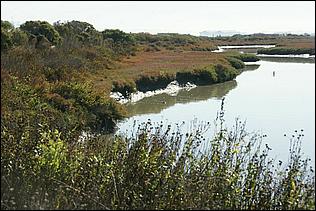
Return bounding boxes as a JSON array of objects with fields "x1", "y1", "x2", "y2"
[
  {"x1": 91, "y1": 36, "x2": 314, "y2": 94},
  {"x1": 276, "y1": 38, "x2": 315, "y2": 48},
  {"x1": 213, "y1": 36, "x2": 315, "y2": 49},
  {"x1": 114, "y1": 50, "x2": 230, "y2": 78}
]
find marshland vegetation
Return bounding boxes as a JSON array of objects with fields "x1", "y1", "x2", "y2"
[{"x1": 1, "y1": 19, "x2": 315, "y2": 209}]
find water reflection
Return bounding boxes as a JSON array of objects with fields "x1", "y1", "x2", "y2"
[
  {"x1": 118, "y1": 50, "x2": 315, "y2": 168},
  {"x1": 212, "y1": 44, "x2": 275, "y2": 53},
  {"x1": 259, "y1": 56, "x2": 315, "y2": 64},
  {"x1": 219, "y1": 45, "x2": 275, "y2": 49},
  {"x1": 242, "y1": 64, "x2": 260, "y2": 71},
  {"x1": 126, "y1": 80, "x2": 237, "y2": 116},
  {"x1": 221, "y1": 48, "x2": 258, "y2": 53}
]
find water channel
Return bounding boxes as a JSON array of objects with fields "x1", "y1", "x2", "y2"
[{"x1": 117, "y1": 47, "x2": 315, "y2": 167}]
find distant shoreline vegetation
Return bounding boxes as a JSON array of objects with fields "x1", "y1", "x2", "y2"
[{"x1": 257, "y1": 47, "x2": 315, "y2": 55}]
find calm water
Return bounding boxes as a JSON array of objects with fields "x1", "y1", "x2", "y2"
[
  {"x1": 117, "y1": 56, "x2": 315, "y2": 166},
  {"x1": 212, "y1": 44, "x2": 275, "y2": 53}
]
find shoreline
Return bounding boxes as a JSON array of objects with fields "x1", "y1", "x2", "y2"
[
  {"x1": 257, "y1": 53, "x2": 315, "y2": 58},
  {"x1": 110, "y1": 81, "x2": 197, "y2": 104},
  {"x1": 110, "y1": 51, "x2": 315, "y2": 105}
]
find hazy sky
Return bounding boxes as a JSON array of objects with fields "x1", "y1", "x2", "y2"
[{"x1": 1, "y1": 1, "x2": 315, "y2": 35}]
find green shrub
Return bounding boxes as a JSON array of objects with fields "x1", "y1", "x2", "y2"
[
  {"x1": 52, "y1": 82, "x2": 126, "y2": 132},
  {"x1": 112, "y1": 80, "x2": 137, "y2": 98},
  {"x1": 20, "y1": 20, "x2": 61, "y2": 45},
  {"x1": 176, "y1": 64, "x2": 238, "y2": 86},
  {"x1": 226, "y1": 57, "x2": 245, "y2": 69},
  {"x1": 136, "y1": 73, "x2": 175, "y2": 92},
  {"x1": 1, "y1": 28, "x2": 13, "y2": 50},
  {"x1": 191, "y1": 47, "x2": 215, "y2": 51},
  {"x1": 176, "y1": 66, "x2": 217, "y2": 85},
  {"x1": 230, "y1": 53, "x2": 260, "y2": 62}
]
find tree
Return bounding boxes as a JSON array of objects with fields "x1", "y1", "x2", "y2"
[
  {"x1": 1, "y1": 20, "x2": 14, "y2": 32},
  {"x1": 102, "y1": 29, "x2": 135, "y2": 44},
  {"x1": 1, "y1": 20, "x2": 29, "y2": 50},
  {"x1": 1, "y1": 20, "x2": 15, "y2": 50},
  {"x1": 20, "y1": 21, "x2": 61, "y2": 45},
  {"x1": 1, "y1": 28, "x2": 13, "y2": 50},
  {"x1": 102, "y1": 29, "x2": 136, "y2": 55},
  {"x1": 11, "y1": 29, "x2": 28, "y2": 47},
  {"x1": 54, "y1": 20, "x2": 102, "y2": 46}
]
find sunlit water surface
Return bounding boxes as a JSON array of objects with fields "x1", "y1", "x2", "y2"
[{"x1": 117, "y1": 56, "x2": 315, "y2": 167}]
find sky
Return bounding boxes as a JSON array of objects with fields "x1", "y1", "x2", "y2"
[{"x1": 1, "y1": 1, "x2": 315, "y2": 36}]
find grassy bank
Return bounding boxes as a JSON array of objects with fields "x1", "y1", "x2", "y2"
[
  {"x1": 110, "y1": 51, "x2": 256, "y2": 93},
  {"x1": 1, "y1": 99, "x2": 314, "y2": 210}
]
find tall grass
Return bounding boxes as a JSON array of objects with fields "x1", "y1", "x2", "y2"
[{"x1": 1, "y1": 98, "x2": 314, "y2": 210}]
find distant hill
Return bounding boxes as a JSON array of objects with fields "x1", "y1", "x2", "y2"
[
  {"x1": 199, "y1": 30, "x2": 246, "y2": 37},
  {"x1": 200, "y1": 30, "x2": 315, "y2": 37}
]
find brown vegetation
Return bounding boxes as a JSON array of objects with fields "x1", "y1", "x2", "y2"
[{"x1": 115, "y1": 50, "x2": 230, "y2": 77}]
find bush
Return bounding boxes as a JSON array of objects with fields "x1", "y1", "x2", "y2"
[
  {"x1": 112, "y1": 80, "x2": 137, "y2": 98},
  {"x1": 176, "y1": 66, "x2": 217, "y2": 85},
  {"x1": 176, "y1": 64, "x2": 238, "y2": 86},
  {"x1": 226, "y1": 57, "x2": 245, "y2": 69},
  {"x1": 215, "y1": 64, "x2": 239, "y2": 82},
  {"x1": 52, "y1": 82, "x2": 126, "y2": 132},
  {"x1": 1, "y1": 28, "x2": 13, "y2": 50},
  {"x1": 191, "y1": 46, "x2": 215, "y2": 51},
  {"x1": 20, "y1": 20, "x2": 61, "y2": 46},
  {"x1": 230, "y1": 53, "x2": 260, "y2": 62},
  {"x1": 135, "y1": 73, "x2": 175, "y2": 92}
]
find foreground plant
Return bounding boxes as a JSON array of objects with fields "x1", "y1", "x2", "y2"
[{"x1": 1, "y1": 99, "x2": 315, "y2": 210}]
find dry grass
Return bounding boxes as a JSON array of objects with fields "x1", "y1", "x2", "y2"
[
  {"x1": 90, "y1": 36, "x2": 314, "y2": 93},
  {"x1": 114, "y1": 50, "x2": 230, "y2": 78},
  {"x1": 276, "y1": 38, "x2": 315, "y2": 48},
  {"x1": 91, "y1": 50, "x2": 231, "y2": 93}
]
